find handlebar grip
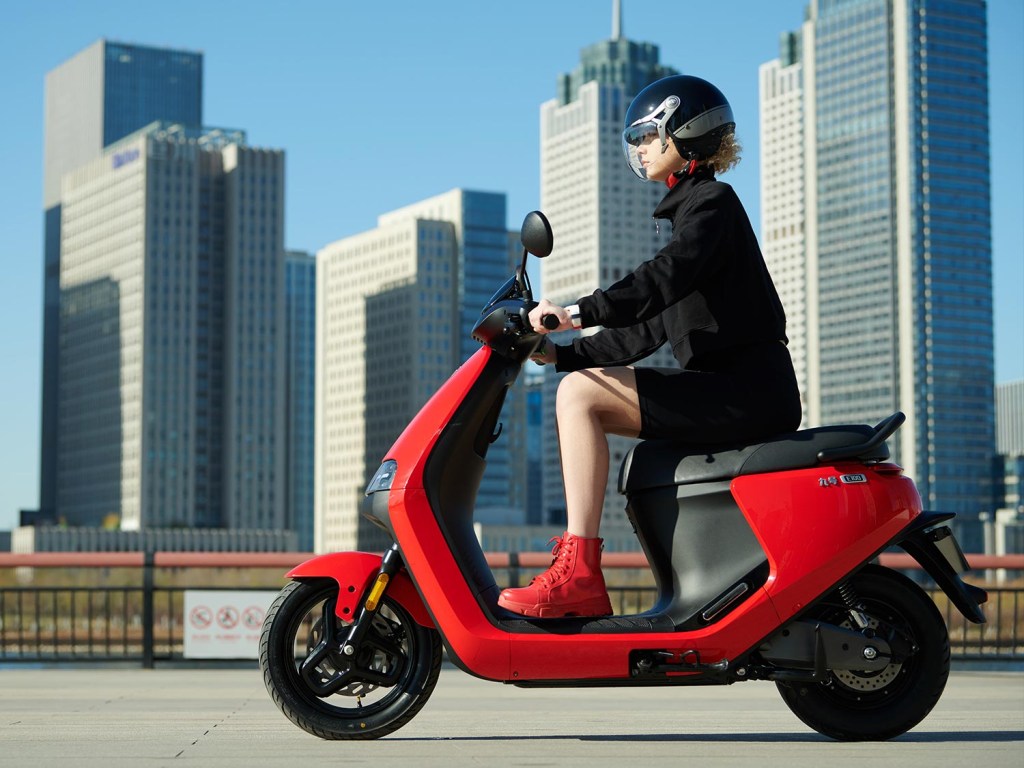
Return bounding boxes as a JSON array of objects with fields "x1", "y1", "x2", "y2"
[{"x1": 542, "y1": 314, "x2": 561, "y2": 330}]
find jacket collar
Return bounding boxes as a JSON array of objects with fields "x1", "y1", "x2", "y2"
[{"x1": 653, "y1": 165, "x2": 715, "y2": 220}]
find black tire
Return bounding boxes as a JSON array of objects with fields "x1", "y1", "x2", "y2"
[
  {"x1": 775, "y1": 565, "x2": 950, "y2": 741},
  {"x1": 259, "y1": 579, "x2": 442, "y2": 740}
]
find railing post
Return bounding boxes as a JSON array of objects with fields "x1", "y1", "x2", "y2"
[
  {"x1": 142, "y1": 550, "x2": 155, "y2": 669},
  {"x1": 508, "y1": 552, "x2": 520, "y2": 588}
]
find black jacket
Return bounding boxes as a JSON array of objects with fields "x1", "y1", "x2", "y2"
[{"x1": 555, "y1": 167, "x2": 788, "y2": 373}]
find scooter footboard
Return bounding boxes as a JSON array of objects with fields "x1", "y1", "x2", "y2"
[{"x1": 287, "y1": 552, "x2": 434, "y2": 628}]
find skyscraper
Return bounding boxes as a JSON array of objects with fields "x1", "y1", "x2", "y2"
[
  {"x1": 57, "y1": 122, "x2": 286, "y2": 531},
  {"x1": 524, "y1": 374, "x2": 545, "y2": 526},
  {"x1": 285, "y1": 250, "x2": 316, "y2": 551},
  {"x1": 995, "y1": 380, "x2": 1024, "y2": 517},
  {"x1": 538, "y1": 3, "x2": 676, "y2": 542},
  {"x1": 759, "y1": 31, "x2": 811, "y2": 427},
  {"x1": 315, "y1": 189, "x2": 521, "y2": 553},
  {"x1": 760, "y1": 0, "x2": 995, "y2": 550},
  {"x1": 41, "y1": 40, "x2": 203, "y2": 517},
  {"x1": 378, "y1": 189, "x2": 522, "y2": 525}
]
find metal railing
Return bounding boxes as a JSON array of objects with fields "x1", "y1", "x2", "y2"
[{"x1": 1, "y1": 552, "x2": 1021, "y2": 666}]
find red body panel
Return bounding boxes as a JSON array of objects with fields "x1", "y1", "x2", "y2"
[
  {"x1": 286, "y1": 552, "x2": 434, "y2": 628},
  {"x1": 388, "y1": 346, "x2": 494, "y2": 491},
  {"x1": 731, "y1": 463, "x2": 921, "y2": 621}
]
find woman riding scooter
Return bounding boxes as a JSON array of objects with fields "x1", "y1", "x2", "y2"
[{"x1": 498, "y1": 74, "x2": 803, "y2": 619}]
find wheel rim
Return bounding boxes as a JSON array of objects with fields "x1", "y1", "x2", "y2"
[{"x1": 282, "y1": 587, "x2": 420, "y2": 718}]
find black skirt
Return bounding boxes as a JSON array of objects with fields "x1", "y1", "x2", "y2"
[{"x1": 634, "y1": 341, "x2": 802, "y2": 443}]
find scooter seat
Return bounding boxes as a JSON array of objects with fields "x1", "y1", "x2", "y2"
[{"x1": 619, "y1": 422, "x2": 887, "y2": 493}]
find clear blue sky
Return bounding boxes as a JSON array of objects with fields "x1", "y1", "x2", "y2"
[{"x1": 1, "y1": 1, "x2": 1021, "y2": 530}]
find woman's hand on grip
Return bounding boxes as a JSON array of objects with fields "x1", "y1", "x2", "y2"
[{"x1": 528, "y1": 299, "x2": 571, "y2": 333}]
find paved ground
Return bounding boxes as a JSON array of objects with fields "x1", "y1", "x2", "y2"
[{"x1": 0, "y1": 666, "x2": 1021, "y2": 767}]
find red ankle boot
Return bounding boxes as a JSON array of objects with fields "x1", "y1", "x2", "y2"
[{"x1": 497, "y1": 532, "x2": 613, "y2": 618}]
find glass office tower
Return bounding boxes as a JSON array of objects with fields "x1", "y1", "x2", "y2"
[
  {"x1": 317, "y1": 189, "x2": 521, "y2": 552},
  {"x1": 57, "y1": 123, "x2": 286, "y2": 532},
  {"x1": 41, "y1": 40, "x2": 203, "y2": 517},
  {"x1": 762, "y1": 0, "x2": 994, "y2": 550},
  {"x1": 285, "y1": 251, "x2": 316, "y2": 551}
]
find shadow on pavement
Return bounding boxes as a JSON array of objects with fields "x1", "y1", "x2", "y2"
[{"x1": 387, "y1": 730, "x2": 1024, "y2": 743}]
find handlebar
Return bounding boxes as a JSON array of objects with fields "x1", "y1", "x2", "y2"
[{"x1": 542, "y1": 314, "x2": 561, "y2": 330}]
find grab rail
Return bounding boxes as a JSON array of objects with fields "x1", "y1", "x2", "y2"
[{"x1": 816, "y1": 411, "x2": 905, "y2": 463}]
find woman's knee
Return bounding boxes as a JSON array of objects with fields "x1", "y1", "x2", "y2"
[
  {"x1": 556, "y1": 368, "x2": 640, "y2": 425},
  {"x1": 556, "y1": 371, "x2": 599, "y2": 419}
]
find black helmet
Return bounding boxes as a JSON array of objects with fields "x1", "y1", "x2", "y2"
[{"x1": 622, "y1": 74, "x2": 735, "y2": 180}]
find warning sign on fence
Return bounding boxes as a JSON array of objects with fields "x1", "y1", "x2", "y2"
[{"x1": 183, "y1": 590, "x2": 279, "y2": 659}]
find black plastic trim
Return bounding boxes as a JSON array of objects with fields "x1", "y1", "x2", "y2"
[
  {"x1": 510, "y1": 674, "x2": 733, "y2": 689},
  {"x1": 896, "y1": 512, "x2": 988, "y2": 624},
  {"x1": 816, "y1": 411, "x2": 905, "y2": 463},
  {"x1": 496, "y1": 613, "x2": 675, "y2": 635}
]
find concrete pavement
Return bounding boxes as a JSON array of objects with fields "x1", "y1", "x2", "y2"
[{"x1": 1, "y1": 666, "x2": 1021, "y2": 767}]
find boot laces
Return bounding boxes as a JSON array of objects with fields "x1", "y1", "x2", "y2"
[{"x1": 530, "y1": 535, "x2": 574, "y2": 588}]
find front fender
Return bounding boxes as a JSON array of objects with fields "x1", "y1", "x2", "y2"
[{"x1": 287, "y1": 551, "x2": 434, "y2": 628}]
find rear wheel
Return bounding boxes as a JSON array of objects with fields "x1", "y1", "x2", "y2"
[
  {"x1": 775, "y1": 565, "x2": 950, "y2": 741},
  {"x1": 260, "y1": 579, "x2": 442, "y2": 740}
]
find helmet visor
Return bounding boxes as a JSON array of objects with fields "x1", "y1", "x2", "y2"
[
  {"x1": 621, "y1": 95, "x2": 679, "y2": 181},
  {"x1": 621, "y1": 123, "x2": 662, "y2": 180}
]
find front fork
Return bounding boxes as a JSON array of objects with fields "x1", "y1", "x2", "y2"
[
  {"x1": 338, "y1": 544, "x2": 405, "y2": 657},
  {"x1": 299, "y1": 544, "x2": 405, "y2": 696}
]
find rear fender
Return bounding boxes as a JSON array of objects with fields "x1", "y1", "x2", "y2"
[
  {"x1": 895, "y1": 512, "x2": 988, "y2": 624},
  {"x1": 287, "y1": 551, "x2": 434, "y2": 628}
]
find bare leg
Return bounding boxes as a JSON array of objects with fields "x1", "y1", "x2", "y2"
[
  {"x1": 495, "y1": 367, "x2": 639, "y2": 618},
  {"x1": 555, "y1": 367, "x2": 642, "y2": 538}
]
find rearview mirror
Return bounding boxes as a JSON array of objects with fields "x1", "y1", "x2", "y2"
[{"x1": 520, "y1": 211, "x2": 553, "y2": 258}]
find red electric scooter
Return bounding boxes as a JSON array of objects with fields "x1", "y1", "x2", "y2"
[{"x1": 260, "y1": 211, "x2": 987, "y2": 741}]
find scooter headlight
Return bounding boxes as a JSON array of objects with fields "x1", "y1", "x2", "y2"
[{"x1": 365, "y1": 460, "x2": 398, "y2": 495}]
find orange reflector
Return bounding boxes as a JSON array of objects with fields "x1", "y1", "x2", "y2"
[{"x1": 364, "y1": 573, "x2": 390, "y2": 612}]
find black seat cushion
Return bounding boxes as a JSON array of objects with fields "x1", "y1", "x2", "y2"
[{"x1": 619, "y1": 424, "x2": 886, "y2": 494}]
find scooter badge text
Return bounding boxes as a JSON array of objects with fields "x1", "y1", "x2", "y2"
[{"x1": 819, "y1": 473, "x2": 868, "y2": 487}]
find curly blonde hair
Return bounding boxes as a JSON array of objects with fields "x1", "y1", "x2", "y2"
[{"x1": 704, "y1": 131, "x2": 742, "y2": 175}]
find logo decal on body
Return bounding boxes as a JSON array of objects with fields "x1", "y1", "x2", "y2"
[{"x1": 818, "y1": 474, "x2": 868, "y2": 487}]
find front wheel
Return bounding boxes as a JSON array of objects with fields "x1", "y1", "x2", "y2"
[
  {"x1": 259, "y1": 579, "x2": 442, "y2": 740},
  {"x1": 775, "y1": 565, "x2": 950, "y2": 741}
]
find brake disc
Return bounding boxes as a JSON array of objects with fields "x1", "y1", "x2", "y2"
[{"x1": 833, "y1": 615, "x2": 904, "y2": 692}]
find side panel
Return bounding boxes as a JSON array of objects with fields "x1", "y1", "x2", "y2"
[
  {"x1": 378, "y1": 346, "x2": 514, "y2": 679},
  {"x1": 286, "y1": 552, "x2": 434, "y2": 628},
  {"x1": 730, "y1": 463, "x2": 921, "y2": 622},
  {"x1": 627, "y1": 481, "x2": 768, "y2": 627}
]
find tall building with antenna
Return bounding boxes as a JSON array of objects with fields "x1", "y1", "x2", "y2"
[{"x1": 538, "y1": 1, "x2": 677, "y2": 544}]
